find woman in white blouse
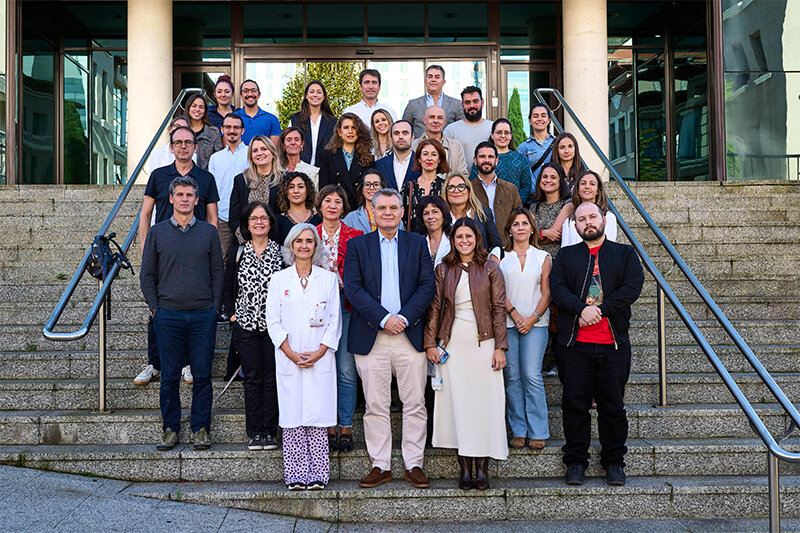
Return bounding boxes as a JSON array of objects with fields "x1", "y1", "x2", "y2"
[
  {"x1": 491, "y1": 206, "x2": 552, "y2": 450},
  {"x1": 265, "y1": 223, "x2": 342, "y2": 491},
  {"x1": 561, "y1": 170, "x2": 617, "y2": 247}
]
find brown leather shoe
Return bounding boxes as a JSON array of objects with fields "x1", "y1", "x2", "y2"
[
  {"x1": 360, "y1": 467, "x2": 392, "y2": 488},
  {"x1": 475, "y1": 457, "x2": 490, "y2": 490},
  {"x1": 529, "y1": 439, "x2": 546, "y2": 449},
  {"x1": 404, "y1": 466, "x2": 430, "y2": 488},
  {"x1": 509, "y1": 437, "x2": 525, "y2": 448}
]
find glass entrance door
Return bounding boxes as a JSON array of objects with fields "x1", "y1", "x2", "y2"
[{"x1": 500, "y1": 63, "x2": 557, "y2": 140}]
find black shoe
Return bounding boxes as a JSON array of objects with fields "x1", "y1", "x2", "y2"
[
  {"x1": 565, "y1": 464, "x2": 586, "y2": 485},
  {"x1": 287, "y1": 482, "x2": 306, "y2": 491},
  {"x1": 606, "y1": 464, "x2": 626, "y2": 486},
  {"x1": 306, "y1": 480, "x2": 325, "y2": 490},
  {"x1": 262, "y1": 433, "x2": 279, "y2": 450},
  {"x1": 328, "y1": 432, "x2": 339, "y2": 452},
  {"x1": 338, "y1": 433, "x2": 353, "y2": 452},
  {"x1": 248, "y1": 435, "x2": 264, "y2": 451}
]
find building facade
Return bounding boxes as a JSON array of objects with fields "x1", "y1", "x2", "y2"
[{"x1": 0, "y1": 0, "x2": 797, "y2": 185}]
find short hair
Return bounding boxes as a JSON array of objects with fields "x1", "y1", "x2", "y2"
[
  {"x1": 282, "y1": 223, "x2": 322, "y2": 266},
  {"x1": 575, "y1": 201, "x2": 604, "y2": 219},
  {"x1": 222, "y1": 113, "x2": 244, "y2": 128},
  {"x1": 316, "y1": 184, "x2": 350, "y2": 217},
  {"x1": 240, "y1": 79, "x2": 260, "y2": 92},
  {"x1": 357, "y1": 168, "x2": 387, "y2": 207},
  {"x1": 391, "y1": 119, "x2": 413, "y2": 133},
  {"x1": 169, "y1": 175, "x2": 198, "y2": 196},
  {"x1": 413, "y1": 138, "x2": 451, "y2": 174},
  {"x1": 474, "y1": 140, "x2": 497, "y2": 159},
  {"x1": 461, "y1": 86, "x2": 483, "y2": 100},
  {"x1": 373, "y1": 188, "x2": 402, "y2": 205},
  {"x1": 170, "y1": 116, "x2": 190, "y2": 129},
  {"x1": 239, "y1": 201, "x2": 278, "y2": 242},
  {"x1": 359, "y1": 69, "x2": 381, "y2": 85},
  {"x1": 503, "y1": 206, "x2": 539, "y2": 252},
  {"x1": 426, "y1": 64, "x2": 445, "y2": 78},
  {"x1": 170, "y1": 126, "x2": 196, "y2": 144},
  {"x1": 443, "y1": 217, "x2": 488, "y2": 267},
  {"x1": 417, "y1": 195, "x2": 452, "y2": 237},
  {"x1": 532, "y1": 163, "x2": 571, "y2": 203},
  {"x1": 277, "y1": 171, "x2": 316, "y2": 212}
]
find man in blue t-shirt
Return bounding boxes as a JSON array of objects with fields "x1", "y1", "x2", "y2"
[
  {"x1": 134, "y1": 126, "x2": 220, "y2": 387},
  {"x1": 235, "y1": 79, "x2": 281, "y2": 146}
]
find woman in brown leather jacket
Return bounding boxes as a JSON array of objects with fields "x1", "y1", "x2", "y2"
[{"x1": 424, "y1": 217, "x2": 509, "y2": 490}]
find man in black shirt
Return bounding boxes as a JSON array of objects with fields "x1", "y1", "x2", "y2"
[{"x1": 140, "y1": 176, "x2": 224, "y2": 452}]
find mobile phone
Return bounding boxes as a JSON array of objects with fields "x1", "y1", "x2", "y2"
[{"x1": 437, "y1": 345, "x2": 450, "y2": 364}]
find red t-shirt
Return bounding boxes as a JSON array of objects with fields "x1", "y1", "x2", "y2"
[{"x1": 576, "y1": 244, "x2": 615, "y2": 344}]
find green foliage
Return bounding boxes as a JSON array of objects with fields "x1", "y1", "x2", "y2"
[
  {"x1": 63, "y1": 101, "x2": 89, "y2": 185},
  {"x1": 24, "y1": 343, "x2": 38, "y2": 352},
  {"x1": 276, "y1": 62, "x2": 363, "y2": 127},
  {"x1": 508, "y1": 88, "x2": 527, "y2": 149}
]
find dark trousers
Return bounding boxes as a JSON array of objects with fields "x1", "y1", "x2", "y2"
[
  {"x1": 147, "y1": 317, "x2": 160, "y2": 370},
  {"x1": 154, "y1": 307, "x2": 217, "y2": 433},
  {"x1": 234, "y1": 323, "x2": 279, "y2": 438},
  {"x1": 556, "y1": 340, "x2": 631, "y2": 469}
]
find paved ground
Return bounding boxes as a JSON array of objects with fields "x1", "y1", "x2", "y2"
[{"x1": 1, "y1": 465, "x2": 797, "y2": 532}]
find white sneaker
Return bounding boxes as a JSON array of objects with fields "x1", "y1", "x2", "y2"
[
  {"x1": 182, "y1": 365, "x2": 194, "y2": 384},
  {"x1": 134, "y1": 364, "x2": 159, "y2": 385}
]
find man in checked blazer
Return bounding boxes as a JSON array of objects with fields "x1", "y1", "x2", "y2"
[{"x1": 402, "y1": 65, "x2": 465, "y2": 139}]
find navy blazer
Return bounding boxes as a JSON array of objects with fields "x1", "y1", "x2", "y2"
[
  {"x1": 374, "y1": 153, "x2": 421, "y2": 191},
  {"x1": 344, "y1": 230, "x2": 435, "y2": 354},
  {"x1": 289, "y1": 112, "x2": 337, "y2": 166}
]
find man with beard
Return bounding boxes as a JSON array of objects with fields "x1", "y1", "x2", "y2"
[
  {"x1": 444, "y1": 86, "x2": 493, "y2": 164},
  {"x1": 235, "y1": 79, "x2": 281, "y2": 146},
  {"x1": 374, "y1": 120, "x2": 421, "y2": 190},
  {"x1": 549, "y1": 202, "x2": 643, "y2": 488},
  {"x1": 470, "y1": 141, "x2": 521, "y2": 249}
]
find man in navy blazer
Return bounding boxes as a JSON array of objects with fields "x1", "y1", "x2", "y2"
[
  {"x1": 373, "y1": 120, "x2": 421, "y2": 190},
  {"x1": 344, "y1": 188, "x2": 435, "y2": 489}
]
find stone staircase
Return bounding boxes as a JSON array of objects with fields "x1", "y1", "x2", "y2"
[{"x1": 1, "y1": 182, "x2": 800, "y2": 523}]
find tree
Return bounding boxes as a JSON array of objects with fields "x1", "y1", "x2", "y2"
[
  {"x1": 276, "y1": 62, "x2": 363, "y2": 127},
  {"x1": 508, "y1": 88, "x2": 527, "y2": 149}
]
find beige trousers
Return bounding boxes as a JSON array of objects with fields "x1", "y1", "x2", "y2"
[
  {"x1": 217, "y1": 221, "x2": 234, "y2": 264},
  {"x1": 355, "y1": 331, "x2": 428, "y2": 471}
]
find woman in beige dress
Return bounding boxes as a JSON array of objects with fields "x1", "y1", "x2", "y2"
[{"x1": 424, "y1": 217, "x2": 509, "y2": 490}]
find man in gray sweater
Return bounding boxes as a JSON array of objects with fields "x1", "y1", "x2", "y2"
[{"x1": 140, "y1": 176, "x2": 224, "y2": 451}]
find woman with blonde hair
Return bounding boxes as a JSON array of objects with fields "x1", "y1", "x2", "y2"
[
  {"x1": 370, "y1": 108, "x2": 393, "y2": 158},
  {"x1": 442, "y1": 174, "x2": 501, "y2": 252}
]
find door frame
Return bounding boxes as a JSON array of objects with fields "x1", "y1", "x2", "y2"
[{"x1": 499, "y1": 62, "x2": 561, "y2": 132}]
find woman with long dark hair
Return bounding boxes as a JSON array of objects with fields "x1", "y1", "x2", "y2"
[
  {"x1": 530, "y1": 162, "x2": 573, "y2": 260},
  {"x1": 289, "y1": 80, "x2": 337, "y2": 166},
  {"x1": 318, "y1": 113, "x2": 374, "y2": 212},
  {"x1": 424, "y1": 217, "x2": 508, "y2": 490},
  {"x1": 401, "y1": 139, "x2": 449, "y2": 234},
  {"x1": 552, "y1": 132, "x2": 586, "y2": 192},
  {"x1": 184, "y1": 93, "x2": 223, "y2": 170},
  {"x1": 275, "y1": 171, "x2": 322, "y2": 243},
  {"x1": 561, "y1": 170, "x2": 617, "y2": 246}
]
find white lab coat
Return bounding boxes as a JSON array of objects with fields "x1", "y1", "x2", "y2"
[{"x1": 265, "y1": 265, "x2": 341, "y2": 428}]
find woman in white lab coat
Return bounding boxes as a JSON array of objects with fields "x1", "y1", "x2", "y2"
[{"x1": 265, "y1": 223, "x2": 342, "y2": 491}]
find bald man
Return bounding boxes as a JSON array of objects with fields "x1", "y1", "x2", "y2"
[{"x1": 411, "y1": 105, "x2": 467, "y2": 178}]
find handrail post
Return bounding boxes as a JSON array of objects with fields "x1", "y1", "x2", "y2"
[
  {"x1": 768, "y1": 451, "x2": 780, "y2": 533},
  {"x1": 656, "y1": 286, "x2": 670, "y2": 407},
  {"x1": 96, "y1": 279, "x2": 109, "y2": 413}
]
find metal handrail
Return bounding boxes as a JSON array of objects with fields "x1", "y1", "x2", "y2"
[
  {"x1": 43, "y1": 88, "x2": 202, "y2": 343},
  {"x1": 533, "y1": 88, "x2": 800, "y2": 532}
]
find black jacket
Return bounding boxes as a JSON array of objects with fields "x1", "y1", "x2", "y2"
[
  {"x1": 228, "y1": 173, "x2": 281, "y2": 235},
  {"x1": 318, "y1": 149, "x2": 373, "y2": 213},
  {"x1": 549, "y1": 239, "x2": 644, "y2": 347},
  {"x1": 289, "y1": 112, "x2": 337, "y2": 165}
]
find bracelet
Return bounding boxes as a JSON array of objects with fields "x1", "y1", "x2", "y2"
[
  {"x1": 507, "y1": 307, "x2": 516, "y2": 315},
  {"x1": 533, "y1": 311, "x2": 542, "y2": 319}
]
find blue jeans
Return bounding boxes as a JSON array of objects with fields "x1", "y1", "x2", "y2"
[
  {"x1": 153, "y1": 307, "x2": 217, "y2": 433},
  {"x1": 503, "y1": 326, "x2": 549, "y2": 439},
  {"x1": 336, "y1": 297, "x2": 357, "y2": 428}
]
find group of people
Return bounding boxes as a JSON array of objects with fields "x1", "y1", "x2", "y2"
[{"x1": 137, "y1": 66, "x2": 643, "y2": 493}]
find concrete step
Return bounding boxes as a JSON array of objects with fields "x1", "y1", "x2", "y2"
[
  {"x1": 0, "y1": 404, "x2": 790, "y2": 446},
  {"x1": 1, "y1": 439, "x2": 799, "y2": 484},
  {"x1": 0, "y1": 373, "x2": 798, "y2": 411},
  {"x1": 120, "y1": 475, "x2": 800, "y2": 522}
]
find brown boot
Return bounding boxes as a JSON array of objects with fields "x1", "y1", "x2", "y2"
[
  {"x1": 474, "y1": 457, "x2": 490, "y2": 490},
  {"x1": 457, "y1": 455, "x2": 473, "y2": 490}
]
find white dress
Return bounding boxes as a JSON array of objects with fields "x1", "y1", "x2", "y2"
[
  {"x1": 432, "y1": 273, "x2": 509, "y2": 460},
  {"x1": 265, "y1": 265, "x2": 341, "y2": 428}
]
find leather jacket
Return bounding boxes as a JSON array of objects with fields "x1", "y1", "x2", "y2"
[{"x1": 424, "y1": 259, "x2": 509, "y2": 351}]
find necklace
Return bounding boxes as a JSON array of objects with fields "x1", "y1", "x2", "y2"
[{"x1": 299, "y1": 276, "x2": 309, "y2": 290}]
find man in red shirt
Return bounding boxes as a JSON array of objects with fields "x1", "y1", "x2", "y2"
[{"x1": 549, "y1": 202, "x2": 644, "y2": 487}]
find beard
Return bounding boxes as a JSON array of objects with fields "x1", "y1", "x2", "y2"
[
  {"x1": 577, "y1": 221, "x2": 605, "y2": 241},
  {"x1": 464, "y1": 107, "x2": 483, "y2": 121},
  {"x1": 479, "y1": 162, "x2": 496, "y2": 174}
]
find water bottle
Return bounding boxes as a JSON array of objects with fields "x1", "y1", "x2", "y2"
[{"x1": 431, "y1": 365, "x2": 443, "y2": 391}]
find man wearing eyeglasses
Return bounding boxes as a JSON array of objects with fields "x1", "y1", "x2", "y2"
[
  {"x1": 235, "y1": 79, "x2": 281, "y2": 146},
  {"x1": 135, "y1": 125, "x2": 220, "y2": 387},
  {"x1": 209, "y1": 113, "x2": 249, "y2": 262}
]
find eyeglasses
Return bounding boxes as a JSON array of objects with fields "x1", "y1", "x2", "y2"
[
  {"x1": 248, "y1": 215, "x2": 270, "y2": 223},
  {"x1": 171, "y1": 140, "x2": 195, "y2": 147},
  {"x1": 446, "y1": 184, "x2": 468, "y2": 192},
  {"x1": 363, "y1": 182, "x2": 382, "y2": 190},
  {"x1": 241, "y1": 89, "x2": 259, "y2": 95},
  {"x1": 494, "y1": 130, "x2": 512, "y2": 136}
]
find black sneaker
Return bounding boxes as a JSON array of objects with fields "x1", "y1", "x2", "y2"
[
  {"x1": 606, "y1": 464, "x2": 626, "y2": 486},
  {"x1": 287, "y1": 482, "x2": 306, "y2": 491},
  {"x1": 262, "y1": 433, "x2": 279, "y2": 450},
  {"x1": 565, "y1": 464, "x2": 586, "y2": 485},
  {"x1": 328, "y1": 432, "x2": 339, "y2": 452},
  {"x1": 306, "y1": 480, "x2": 325, "y2": 490},
  {"x1": 248, "y1": 435, "x2": 264, "y2": 451}
]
